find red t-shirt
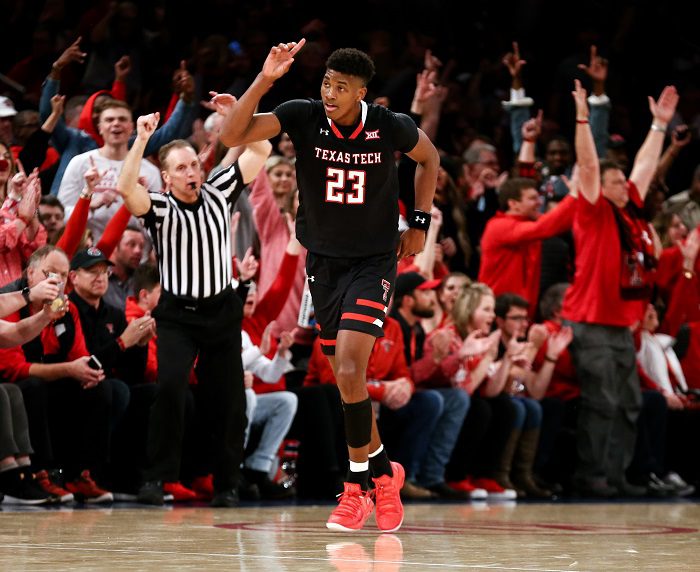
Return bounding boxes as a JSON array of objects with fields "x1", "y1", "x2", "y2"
[{"x1": 561, "y1": 183, "x2": 646, "y2": 326}]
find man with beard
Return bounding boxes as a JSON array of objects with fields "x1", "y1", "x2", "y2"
[
  {"x1": 104, "y1": 225, "x2": 145, "y2": 310},
  {"x1": 388, "y1": 271, "x2": 477, "y2": 499}
]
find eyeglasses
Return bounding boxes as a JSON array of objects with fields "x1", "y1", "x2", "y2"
[{"x1": 505, "y1": 315, "x2": 530, "y2": 323}]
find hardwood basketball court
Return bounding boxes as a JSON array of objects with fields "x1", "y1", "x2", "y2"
[{"x1": 2, "y1": 499, "x2": 698, "y2": 570}]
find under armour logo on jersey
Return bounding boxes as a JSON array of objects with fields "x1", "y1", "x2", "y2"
[
  {"x1": 320, "y1": 128, "x2": 329, "y2": 136},
  {"x1": 416, "y1": 216, "x2": 426, "y2": 224},
  {"x1": 365, "y1": 129, "x2": 380, "y2": 140},
  {"x1": 308, "y1": 275, "x2": 315, "y2": 283}
]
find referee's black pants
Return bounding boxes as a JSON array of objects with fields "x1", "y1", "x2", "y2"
[{"x1": 145, "y1": 287, "x2": 247, "y2": 492}]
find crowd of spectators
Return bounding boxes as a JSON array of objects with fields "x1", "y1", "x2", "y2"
[{"x1": 0, "y1": 1, "x2": 699, "y2": 505}]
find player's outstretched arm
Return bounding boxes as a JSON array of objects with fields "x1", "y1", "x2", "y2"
[{"x1": 217, "y1": 39, "x2": 306, "y2": 148}]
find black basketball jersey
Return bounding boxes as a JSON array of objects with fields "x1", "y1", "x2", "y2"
[{"x1": 273, "y1": 99, "x2": 419, "y2": 258}]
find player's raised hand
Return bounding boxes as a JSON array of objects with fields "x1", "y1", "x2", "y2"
[{"x1": 261, "y1": 39, "x2": 306, "y2": 81}]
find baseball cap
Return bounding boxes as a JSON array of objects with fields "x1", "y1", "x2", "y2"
[
  {"x1": 70, "y1": 247, "x2": 114, "y2": 270},
  {"x1": 394, "y1": 271, "x2": 441, "y2": 299},
  {"x1": 0, "y1": 96, "x2": 17, "y2": 118}
]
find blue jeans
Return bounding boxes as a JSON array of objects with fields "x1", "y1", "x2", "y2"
[
  {"x1": 379, "y1": 389, "x2": 443, "y2": 481},
  {"x1": 510, "y1": 396, "x2": 542, "y2": 431},
  {"x1": 418, "y1": 388, "x2": 470, "y2": 487},
  {"x1": 244, "y1": 390, "x2": 298, "y2": 474}
]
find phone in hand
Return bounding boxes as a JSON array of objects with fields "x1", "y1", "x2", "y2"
[{"x1": 87, "y1": 355, "x2": 102, "y2": 370}]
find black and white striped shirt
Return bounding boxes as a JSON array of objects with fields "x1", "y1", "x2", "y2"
[{"x1": 140, "y1": 164, "x2": 244, "y2": 299}]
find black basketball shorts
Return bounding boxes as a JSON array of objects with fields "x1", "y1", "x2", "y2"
[{"x1": 305, "y1": 250, "x2": 397, "y2": 355}]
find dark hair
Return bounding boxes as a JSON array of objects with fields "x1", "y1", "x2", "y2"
[
  {"x1": 498, "y1": 177, "x2": 537, "y2": 211},
  {"x1": 539, "y1": 283, "x2": 570, "y2": 321},
  {"x1": 132, "y1": 263, "x2": 160, "y2": 294},
  {"x1": 325, "y1": 48, "x2": 375, "y2": 85},
  {"x1": 438, "y1": 271, "x2": 471, "y2": 293},
  {"x1": 545, "y1": 136, "x2": 571, "y2": 153},
  {"x1": 158, "y1": 139, "x2": 196, "y2": 170},
  {"x1": 599, "y1": 159, "x2": 623, "y2": 181},
  {"x1": 39, "y1": 195, "x2": 64, "y2": 212},
  {"x1": 495, "y1": 292, "x2": 529, "y2": 319}
]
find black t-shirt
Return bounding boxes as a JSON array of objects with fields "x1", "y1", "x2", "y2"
[{"x1": 274, "y1": 99, "x2": 419, "y2": 258}]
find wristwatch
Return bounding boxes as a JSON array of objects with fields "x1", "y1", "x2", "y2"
[{"x1": 21, "y1": 286, "x2": 32, "y2": 306}]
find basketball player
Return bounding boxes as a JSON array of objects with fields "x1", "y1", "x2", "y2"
[{"x1": 214, "y1": 40, "x2": 439, "y2": 532}]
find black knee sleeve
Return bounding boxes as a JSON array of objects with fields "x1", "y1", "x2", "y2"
[{"x1": 342, "y1": 398, "x2": 373, "y2": 448}]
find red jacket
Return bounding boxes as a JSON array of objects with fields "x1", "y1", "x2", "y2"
[{"x1": 479, "y1": 196, "x2": 576, "y2": 316}]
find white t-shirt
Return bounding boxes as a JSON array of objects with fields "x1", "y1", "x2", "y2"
[{"x1": 57, "y1": 148, "x2": 162, "y2": 243}]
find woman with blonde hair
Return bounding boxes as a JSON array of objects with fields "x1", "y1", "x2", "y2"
[{"x1": 415, "y1": 282, "x2": 528, "y2": 499}]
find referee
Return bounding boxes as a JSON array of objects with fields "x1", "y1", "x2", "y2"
[{"x1": 117, "y1": 112, "x2": 271, "y2": 507}]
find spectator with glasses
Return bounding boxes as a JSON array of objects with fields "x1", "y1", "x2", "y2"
[
  {"x1": 491, "y1": 293, "x2": 551, "y2": 498},
  {"x1": 0, "y1": 245, "x2": 128, "y2": 503}
]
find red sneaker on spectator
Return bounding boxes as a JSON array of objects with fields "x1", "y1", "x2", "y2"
[
  {"x1": 470, "y1": 477, "x2": 517, "y2": 500},
  {"x1": 164, "y1": 481, "x2": 197, "y2": 502},
  {"x1": 191, "y1": 474, "x2": 214, "y2": 501},
  {"x1": 446, "y1": 478, "x2": 488, "y2": 500},
  {"x1": 36, "y1": 470, "x2": 74, "y2": 503},
  {"x1": 65, "y1": 470, "x2": 113, "y2": 504}
]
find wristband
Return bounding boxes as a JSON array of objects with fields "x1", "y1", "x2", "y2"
[
  {"x1": 576, "y1": 119, "x2": 589, "y2": 124},
  {"x1": 408, "y1": 209, "x2": 431, "y2": 231},
  {"x1": 116, "y1": 336, "x2": 126, "y2": 352},
  {"x1": 544, "y1": 355, "x2": 557, "y2": 363},
  {"x1": 651, "y1": 123, "x2": 667, "y2": 134},
  {"x1": 21, "y1": 286, "x2": 32, "y2": 306},
  {"x1": 522, "y1": 137, "x2": 536, "y2": 143}
]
